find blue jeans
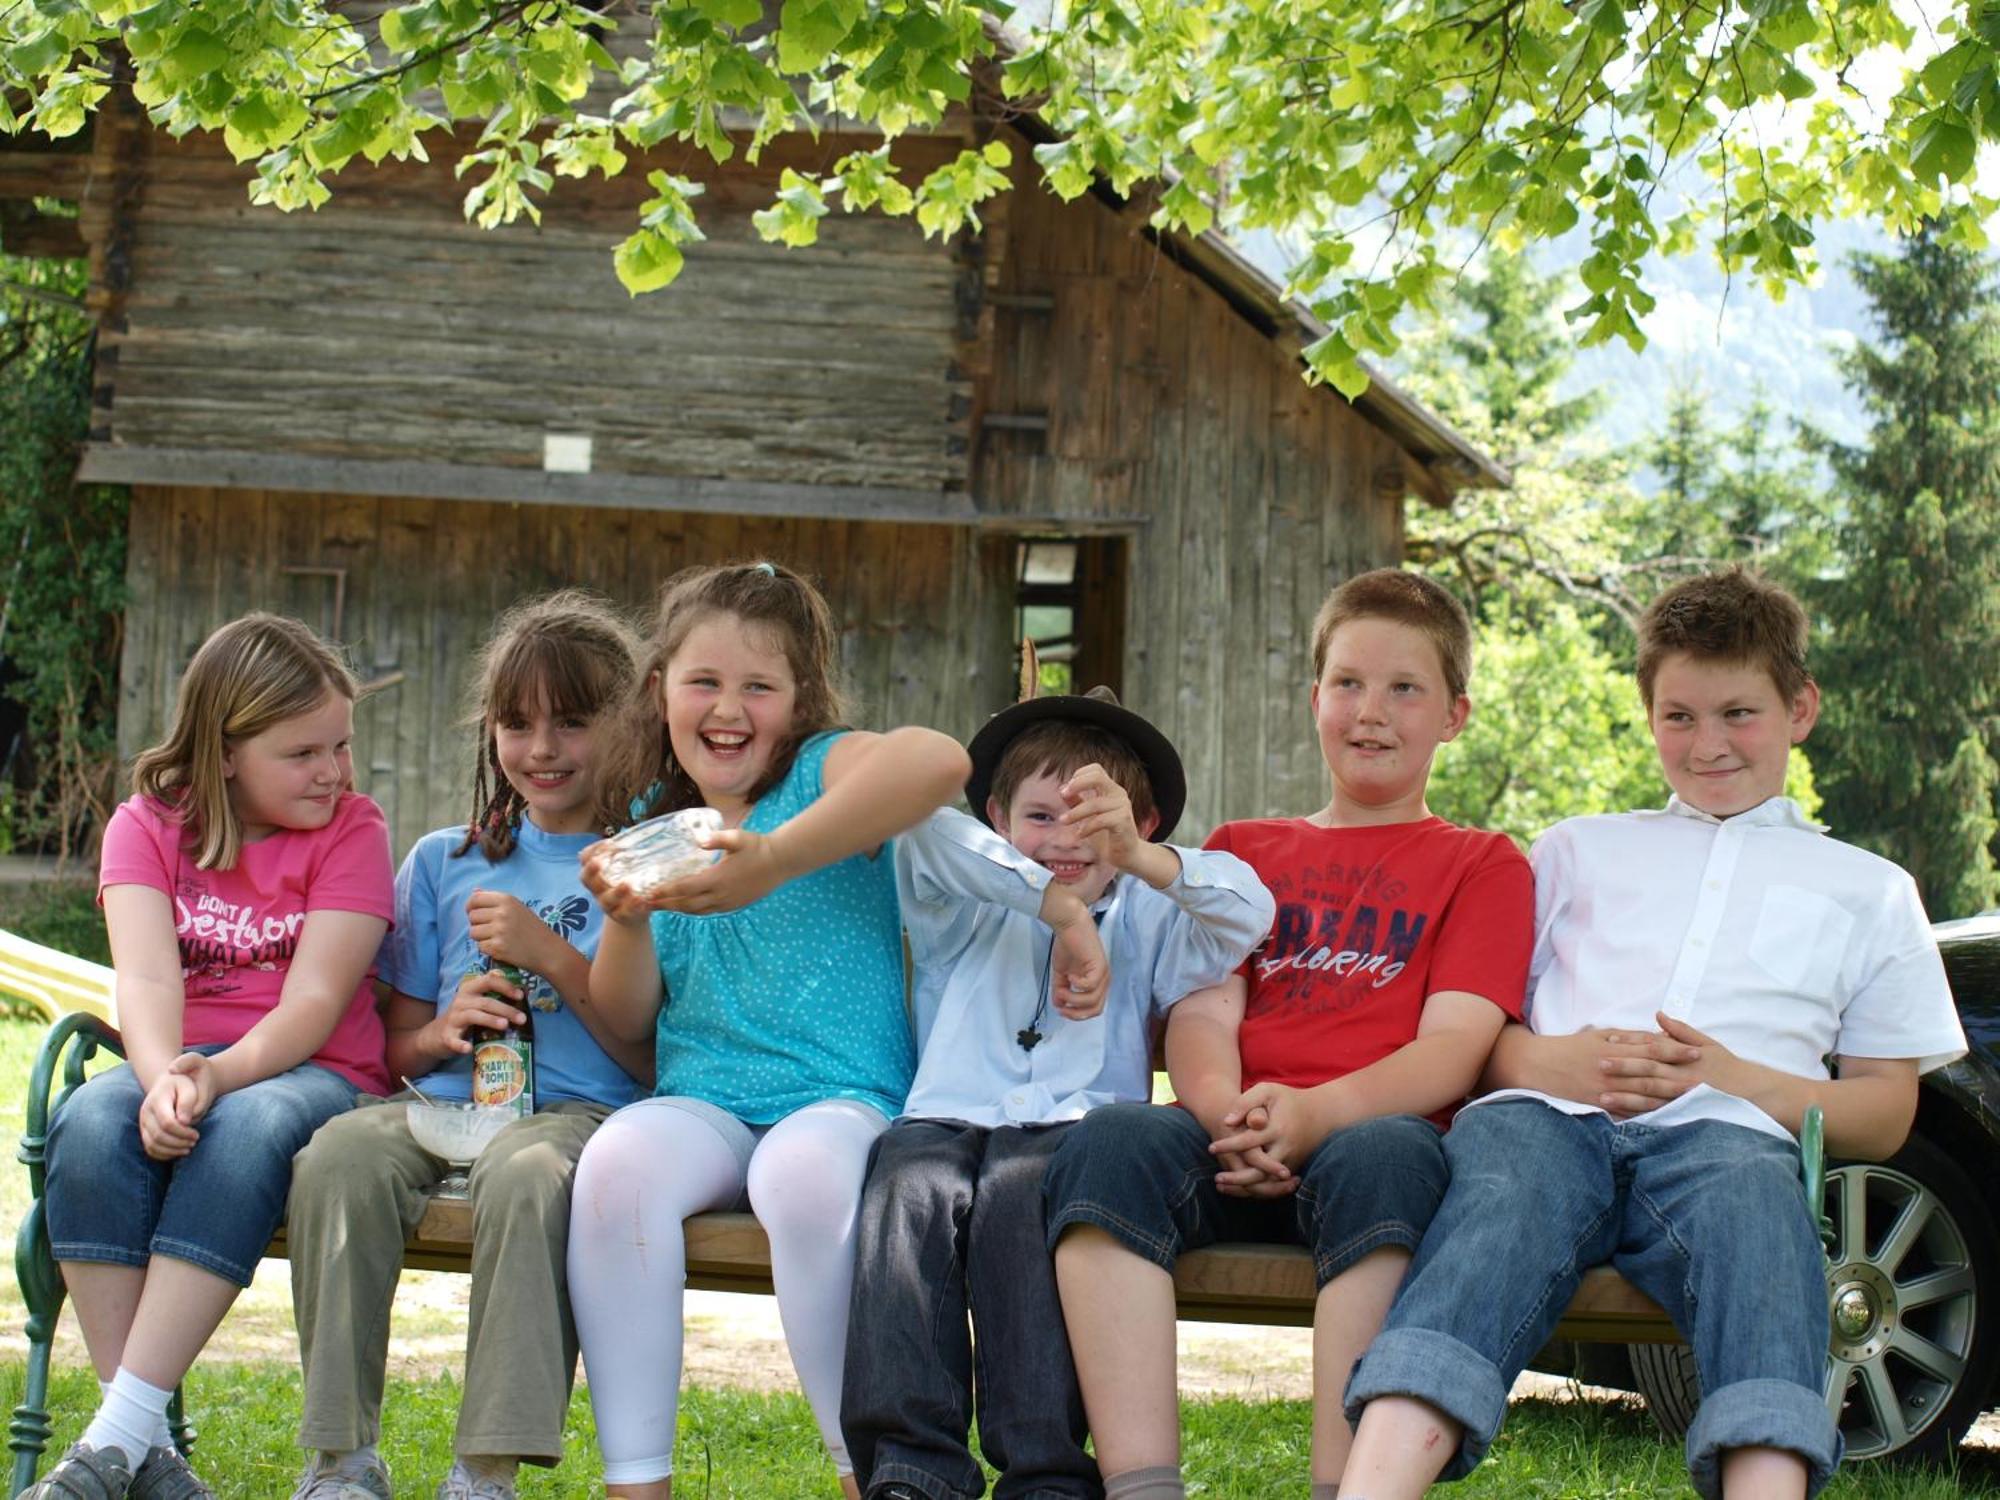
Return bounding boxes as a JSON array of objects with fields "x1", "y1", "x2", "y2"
[
  {"x1": 46, "y1": 1050, "x2": 362, "y2": 1287},
  {"x1": 1043, "y1": 1102, "x2": 1448, "y2": 1287},
  {"x1": 1345, "y1": 1099, "x2": 1840, "y2": 1499},
  {"x1": 842, "y1": 1120, "x2": 1099, "y2": 1500}
]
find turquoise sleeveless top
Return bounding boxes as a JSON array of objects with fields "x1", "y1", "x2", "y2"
[{"x1": 649, "y1": 730, "x2": 913, "y2": 1123}]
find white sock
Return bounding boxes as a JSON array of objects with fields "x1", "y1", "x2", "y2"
[
  {"x1": 81, "y1": 1367, "x2": 172, "y2": 1468},
  {"x1": 102, "y1": 1376, "x2": 171, "y2": 1452}
]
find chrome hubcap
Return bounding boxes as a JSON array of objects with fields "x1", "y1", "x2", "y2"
[{"x1": 1822, "y1": 1162, "x2": 1978, "y2": 1460}]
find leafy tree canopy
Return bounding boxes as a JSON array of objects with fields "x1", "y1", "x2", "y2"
[{"x1": 5, "y1": 0, "x2": 1997, "y2": 395}]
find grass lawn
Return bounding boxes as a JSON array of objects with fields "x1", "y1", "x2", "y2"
[{"x1": 1, "y1": 908, "x2": 1998, "y2": 1495}]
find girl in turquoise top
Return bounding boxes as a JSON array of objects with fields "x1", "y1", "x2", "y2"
[{"x1": 568, "y1": 561, "x2": 969, "y2": 1500}]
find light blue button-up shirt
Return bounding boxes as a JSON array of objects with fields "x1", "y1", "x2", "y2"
[{"x1": 896, "y1": 808, "x2": 1275, "y2": 1127}]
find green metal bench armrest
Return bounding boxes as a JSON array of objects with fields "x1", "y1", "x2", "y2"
[
  {"x1": 11, "y1": 1012, "x2": 124, "y2": 1498},
  {"x1": 1800, "y1": 1103, "x2": 1833, "y2": 1251},
  {"x1": 18, "y1": 1012, "x2": 124, "y2": 1199}
]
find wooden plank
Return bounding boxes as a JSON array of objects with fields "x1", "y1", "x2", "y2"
[
  {"x1": 268, "y1": 1208, "x2": 1676, "y2": 1341},
  {"x1": 1123, "y1": 269, "x2": 1188, "y2": 744},
  {"x1": 1220, "y1": 318, "x2": 1273, "y2": 823},
  {"x1": 1270, "y1": 358, "x2": 1318, "y2": 818},
  {"x1": 116, "y1": 490, "x2": 165, "y2": 764},
  {"x1": 1173, "y1": 290, "x2": 1231, "y2": 838},
  {"x1": 78, "y1": 447, "x2": 982, "y2": 526}
]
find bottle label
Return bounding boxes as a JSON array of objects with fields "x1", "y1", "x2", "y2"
[{"x1": 471, "y1": 1037, "x2": 534, "y2": 1117}]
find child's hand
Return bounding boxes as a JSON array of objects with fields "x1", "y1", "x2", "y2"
[
  {"x1": 1050, "y1": 911, "x2": 1109, "y2": 1021},
  {"x1": 1212, "y1": 1107, "x2": 1299, "y2": 1198},
  {"x1": 1209, "y1": 1082, "x2": 1323, "y2": 1178},
  {"x1": 1588, "y1": 1022, "x2": 1709, "y2": 1117},
  {"x1": 434, "y1": 970, "x2": 528, "y2": 1055},
  {"x1": 465, "y1": 889, "x2": 555, "y2": 972},
  {"x1": 138, "y1": 1066, "x2": 202, "y2": 1160},
  {"x1": 579, "y1": 841, "x2": 657, "y2": 925},
  {"x1": 1059, "y1": 764, "x2": 1143, "y2": 870},
  {"x1": 644, "y1": 827, "x2": 790, "y2": 915},
  {"x1": 168, "y1": 1051, "x2": 219, "y2": 1124}
]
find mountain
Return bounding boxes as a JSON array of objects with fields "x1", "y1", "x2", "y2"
[{"x1": 1559, "y1": 216, "x2": 1890, "y2": 458}]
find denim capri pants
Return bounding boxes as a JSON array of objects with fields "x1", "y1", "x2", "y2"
[
  {"x1": 45, "y1": 1047, "x2": 362, "y2": 1288},
  {"x1": 1043, "y1": 1100, "x2": 1449, "y2": 1286}
]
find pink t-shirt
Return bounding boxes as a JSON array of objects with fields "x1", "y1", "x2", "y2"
[{"x1": 97, "y1": 791, "x2": 396, "y2": 1093}]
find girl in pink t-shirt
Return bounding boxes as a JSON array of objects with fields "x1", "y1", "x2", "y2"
[{"x1": 31, "y1": 614, "x2": 393, "y2": 1500}]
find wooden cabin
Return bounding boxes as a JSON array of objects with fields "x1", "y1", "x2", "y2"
[{"x1": 2, "y1": 87, "x2": 1504, "y2": 853}]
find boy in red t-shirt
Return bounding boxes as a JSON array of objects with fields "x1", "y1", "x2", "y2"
[{"x1": 1044, "y1": 569, "x2": 1534, "y2": 1500}]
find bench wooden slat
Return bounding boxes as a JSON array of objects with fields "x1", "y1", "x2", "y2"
[{"x1": 271, "y1": 1206, "x2": 1680, "y2": 1342}]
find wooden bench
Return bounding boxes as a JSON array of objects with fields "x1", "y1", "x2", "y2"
[{"x1": 4, "y1": 942, "x2": 1681, "y2": 1498}]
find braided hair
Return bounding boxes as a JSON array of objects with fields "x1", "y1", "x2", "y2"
[{"x1": 455, "y1": 591, "x2": 643, "y2": 862}]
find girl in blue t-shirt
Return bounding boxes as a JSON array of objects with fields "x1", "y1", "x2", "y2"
[
  {"x1": 288, "y1": 591, "x2": 649, "y2": 1500},
  {"x1": 568, "y1": 560, "x2": 969, "y2": 1500}
]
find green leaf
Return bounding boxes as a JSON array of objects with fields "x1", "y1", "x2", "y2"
[
  {"x1": 614, "y1": 230, "x2": 686, "y2": 293},
  {"x1": 1911, "y1": 108, "x2": 1976, "y2": 185},
  {"x1": 778, "y1": 0, "x2": 848, "y2": 73},
  {"x1": 692, "y1": 0, "x2": 762, "y2": 29},
  {"x1": 158, "y1": 27, "x2": 230, "y2": 86},
  {"x1": 379, "y1": 7, "x2": 419, "y2": 54},
  {"x1": 1302, "y1": 330, "x2": 1370, "y2": 399},
  {"x1": 224, "y1": 92, "x2": 307, "y2": 160}
]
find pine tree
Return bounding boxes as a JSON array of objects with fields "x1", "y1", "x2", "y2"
[{"x1": 1808, "y1": 220, "x2": 2000, "y2": 918}]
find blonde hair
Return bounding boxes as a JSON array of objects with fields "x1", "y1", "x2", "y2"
[
  {"x1": 599, "y1": 561, "x2": 848, "y2": 821},
  {"x1": 458, "y1": 591, "x2": 643, "y2": 861},
  {"x1": 132, "y1": 613, "x2": 359, "y2": 870}
]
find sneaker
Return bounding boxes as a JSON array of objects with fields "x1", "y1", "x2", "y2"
[
  {"x1": 127, "y1": 1447, "x2": 214, "y2": 1500},
  {"x1": 433, "y1": 1463, "x2": 514, "y2": 1500},
  {"x1": 291, "y1": 1453, "x2": 394, "y2": 1500},
  {"x1": 21, "y1": 1441, "x2": 134, "y2": 1499}
]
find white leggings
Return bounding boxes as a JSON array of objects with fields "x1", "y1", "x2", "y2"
[{"x1": 567, "y1": 1095, "x2": 889, "y2": 1485}]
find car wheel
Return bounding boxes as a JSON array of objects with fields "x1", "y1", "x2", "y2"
[{"x1": 1630, "y1": 1131, "x2": 2000, "y2": 1463}]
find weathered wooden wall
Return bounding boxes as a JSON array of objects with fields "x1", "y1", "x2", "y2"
[
  {"x1": 86, "y1": 121, "x2": 974, "y2": 503},
  {"x1": 970, "y1": 131, "x2": 1409, "y2": 835},
  {"x1": 119, "y1": 488, "x2": 1015, "y2": 856}
]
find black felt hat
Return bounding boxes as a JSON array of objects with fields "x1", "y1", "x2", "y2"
[{"x1": 965, "y1": 668, "x2": 1186, "y2": 843}]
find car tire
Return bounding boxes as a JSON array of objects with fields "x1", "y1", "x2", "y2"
[{"x1": 1631, "y1": 1130, "x2": 2000, "y2": 1463}]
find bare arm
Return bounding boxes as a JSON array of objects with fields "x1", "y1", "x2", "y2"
[
  {"x1": 102, "y1": 883, "x2": 188, "y2": 1089},
  {"x1": 634, "y1": 728, "x2": 971, "y2": 916},
  {"x1": 1163, "y1": 977, "x2": 1247, "y2": 1135},
  {"x1": 1481, "y1": 1021, "x2": 1703, "y2": 1109},
  {"x1": 203, "y1": 908, "x2": 388, "y2": 1097},
  {"x1": 1602, "y1": 1012, "x2": 1922, "y2": 1160},
  {"x1": 1209, "y1": 990, "x2": 1508, "y2": 1173}
]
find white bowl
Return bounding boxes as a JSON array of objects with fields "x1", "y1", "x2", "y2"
[{"x1": 407, "y1": 1099, "x2": 516, "y2": 1163}]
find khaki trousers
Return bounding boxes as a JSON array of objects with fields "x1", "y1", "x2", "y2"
[{"x1": 288, "y1": 1096, "x2": 613, "y2": 1464}]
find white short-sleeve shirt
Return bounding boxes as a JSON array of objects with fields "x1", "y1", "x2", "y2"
[{"x1": 1468, "y1": 795, "x2": 1967, "y2": 1142}]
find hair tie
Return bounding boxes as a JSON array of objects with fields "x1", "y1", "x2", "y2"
[{"x1": 754, "y1": 561, "x2": 776, "y2": 577}]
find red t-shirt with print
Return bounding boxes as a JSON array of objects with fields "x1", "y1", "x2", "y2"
[{"x1": 1205, "y1": 816, "x2": 1533, "y2": 1125}]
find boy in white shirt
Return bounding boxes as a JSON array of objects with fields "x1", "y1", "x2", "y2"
[
  {"x1": 840, "y1": 688, "x2": 1274, "y2": 1500},
  {"x1": 1340, "y1": 569, "x2": 1967, "y2": 1500}
]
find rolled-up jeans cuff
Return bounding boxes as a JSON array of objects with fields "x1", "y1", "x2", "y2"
[
  {"x1": 1342, "y1": 1326, "x2": 1508, "y2": 1480},
  {"x1": 1685, "y1": 1377, "x2": 1842, "y2": 1500},
  {"x1": 867, "y1": 1459, "x2": 973, "y2": 1500}
]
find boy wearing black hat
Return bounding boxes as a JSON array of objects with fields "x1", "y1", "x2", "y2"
[{"x1": 840, "y1": 687, "x2": 1275, "y2": 1500}]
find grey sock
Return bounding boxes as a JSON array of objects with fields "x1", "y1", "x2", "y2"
[
  {"x1": 1104, "y1": 1467, "x2": 1186, "y2": 1500},
  {"x1": 1312, "y1": 1485, "x2": 1341, "y2": 1499}
]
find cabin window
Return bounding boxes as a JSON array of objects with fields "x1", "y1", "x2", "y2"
[{"x1": 1012, "y1": 537, "x2": 1126, "y2": 697}]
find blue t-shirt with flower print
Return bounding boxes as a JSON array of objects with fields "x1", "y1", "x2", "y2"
[{"x1": 648, "y1": 730, "x2": 913, "y2": 1123}]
